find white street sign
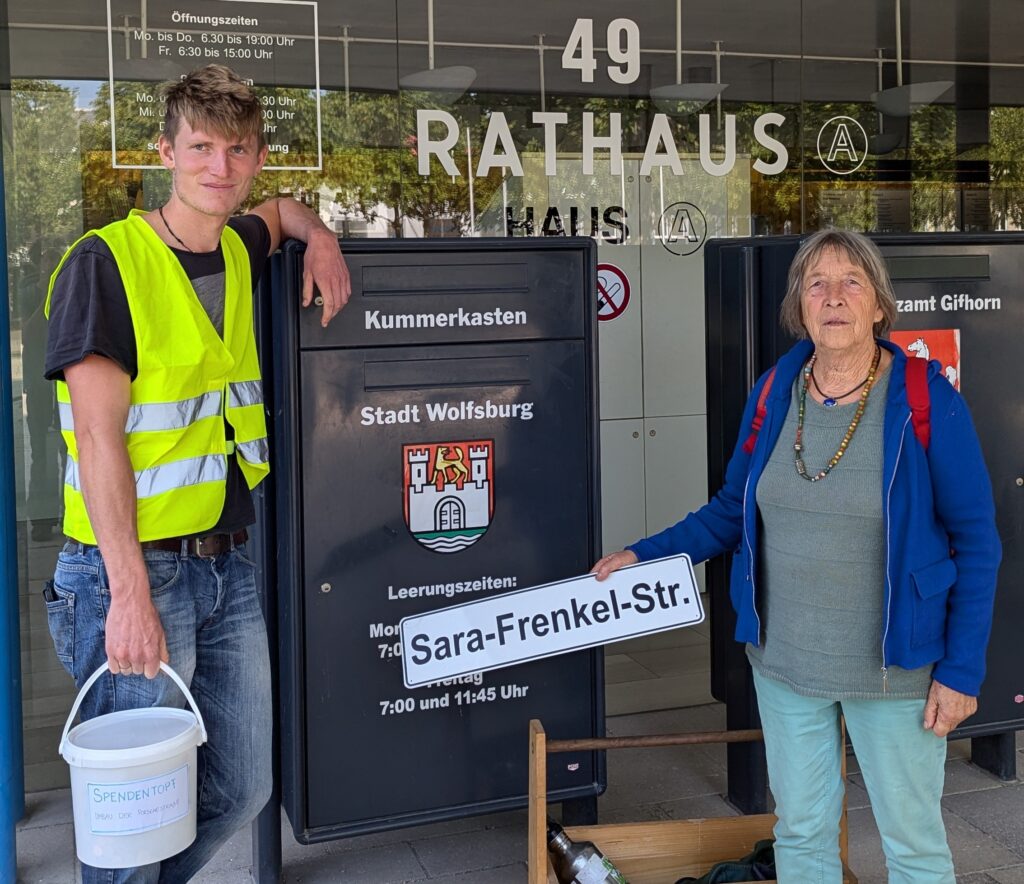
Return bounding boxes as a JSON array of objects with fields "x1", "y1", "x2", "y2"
[{"x1": 400, "y1": 555, "x2": 703, "y2": 688}]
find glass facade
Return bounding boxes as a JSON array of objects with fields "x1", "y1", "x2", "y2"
[{"x1": 4, "y1": 0, "x2": 1022, "y2": 791}]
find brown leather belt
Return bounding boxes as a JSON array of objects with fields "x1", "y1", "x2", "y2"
[{"x1": 140, "y1": 529, "x2": 248, "y2": 558}]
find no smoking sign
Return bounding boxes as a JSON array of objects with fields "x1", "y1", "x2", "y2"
[{"x1": 596, "y1": 263, "x2": 630, "y2": 322}]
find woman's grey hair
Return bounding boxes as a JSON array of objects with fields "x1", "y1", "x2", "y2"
[{"x1": 779, "y1": 229, "x2": 899, "y2": 339}]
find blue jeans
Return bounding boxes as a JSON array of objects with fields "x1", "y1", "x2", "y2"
[
  {"x1": 753, "y1": 670, "x2": 954, "y2": 884},
  {"x1": 45, "y1": 542, "x2": 273, "y2": 884}
]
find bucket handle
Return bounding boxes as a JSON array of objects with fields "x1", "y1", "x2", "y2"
[{"x1": 59, "y1": 662, "x2": 209, "y2": 756}]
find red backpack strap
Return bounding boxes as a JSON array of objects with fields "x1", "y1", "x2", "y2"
[
  {"x1": 905, "y1": 356, "x2": 931, "y2": 450},
  {"x1": 742, "y1": 368, "x2": 776, "y2": 455}
]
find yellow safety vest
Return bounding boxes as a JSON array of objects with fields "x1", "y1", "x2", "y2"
[{"x1": 45, "y1": 210, "x2": 270, "y2": 543}]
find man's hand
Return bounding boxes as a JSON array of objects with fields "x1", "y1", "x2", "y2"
[
  {"x1": 252, "y1": 198, "x2": 352, "y2": 327},
  {"x1": 303, "y1": 227, "x2": 351, "y2": 327},
  {"x1": 923, "y1": 679, "x2": 977, "y2": 737},
  {"x1": 591, "y1": 550, "x2": 639, "y2": 581},
  {"x1": 105, "y1": 586, "x2": 169, "y2": 679}
]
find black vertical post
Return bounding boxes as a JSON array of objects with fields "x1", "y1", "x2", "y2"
[
  {"x1": 955, "y1": 0, "x2": 991, "y2": 229},
  {"x1": 725, "y1": 664, "x2": 769, "y2": 814},
  {"x1": 250, "y1": 487, "x2": 282, "y2": 884},
  {"x1": 251, "y1": 275, "x2": 282, "y2": 883},
  {"x1": 971, "y1": 733, "x2": 1016, "y2": 782}
]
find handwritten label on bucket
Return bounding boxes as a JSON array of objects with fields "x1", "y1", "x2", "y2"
[
  {"x1": 88, "y1": 764, "x2": 190, "y2": 835},
  {"x1": 400, "y1": 555, "x2": 703, "y2": 688}
]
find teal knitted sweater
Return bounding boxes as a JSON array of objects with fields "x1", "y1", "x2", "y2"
[{"x1": 746, "y1": 366, "x2": 933, "y2": 699}]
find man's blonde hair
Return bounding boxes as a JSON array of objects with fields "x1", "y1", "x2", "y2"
[{"x1": 161, "y1": 65, "x2": 265, "y2": 149}]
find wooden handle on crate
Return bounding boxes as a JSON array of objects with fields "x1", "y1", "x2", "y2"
[{"x1": 545, "y1": 728, "x2": 764, "y2": 753}]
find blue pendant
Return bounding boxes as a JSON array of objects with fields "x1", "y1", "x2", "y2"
[{"x1": 823, "y1": 397, "x2": 838, "y2": 408}]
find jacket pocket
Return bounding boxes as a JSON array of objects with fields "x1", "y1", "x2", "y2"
[
  {"x1": 910, "y1": 557, "x2": 957, "y2": 648},
  {"x1": 44, "y1": 580, "x2": 75, "y2": 675},
  {"x1": 728, "y1": 548, "x2": 745, "y2": 611}
]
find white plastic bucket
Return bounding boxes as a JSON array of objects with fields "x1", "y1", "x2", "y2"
[{"x1": 58, "y1": 662, "x2": 208, "y2": 869}]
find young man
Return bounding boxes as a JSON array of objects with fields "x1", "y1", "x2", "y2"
[{"x1": 43, "y1": 65, "x2": 350, "y2": 882}]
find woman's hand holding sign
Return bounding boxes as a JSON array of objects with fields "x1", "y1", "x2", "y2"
[{"x1": 591, "y1": 550, "x2": 639, "y2": 582}]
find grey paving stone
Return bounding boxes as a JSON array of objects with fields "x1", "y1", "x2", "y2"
[
  {"x1": 607, "y1": 673, "x2": 715, "y2": 716},
  {"x1": 845, "y1": 805, "x2": 887, "y2": 883},
  {"x1": 190, "y1": 821, "x2": 254, "y2": 877},
  {"x1": 656, "y1": 792, "x2": 740, "y2": 821},
  {"x1": 957, "y1": 874, "x2": 1000, "y2": 883},
  {"x1": 944, "y1": 784, "x2": 1024, "y2": 855},
  {"x1": 596, "y1": 801, "x2": 671, "y2": 824},
  {"x1": 848, "y1": 803, "x2": 1022, "y2": 882},
  {"x1": 944, "y1": 758, "x2": 1011, "y2": 796},
  {"x1": 418, "y1": 861, "x2": 528, "y2": 884},
  {"x1": 605, "y1": 702, "x2": 726, "y2": 735},
  {"x1": 627, "y1": 643, "x2": 713, "y2": 678},
  {"x1": 17, "y1": 788, "x2": 73, "y2": 831},
  {"x1": 192, "y1": 870, "x2": 257, "y2": 884},
  {"x1": 991, "y1": 866, "x2": 1024, "y2": 884},
  {"x1": 604, "y1": 653, "x2": 658, "y2": 685},
  {"x1": 281, "y1": 841, "x2": 426, "y2": 883},
  {"x1": 604, "y1": 742, "x2": 726, "y2": 808},
  {"x1": 843, "y1": 774, "x2": 871, "y2": 811},
  {"x1": 15, "y1": 821, "x2": 76, "y2": 884},
  {"x1": 944, "y1": 809, "x2": 1024, "y2": 873},
  {"x1": 409, "y1": 820, "x2": 525, "y2": 878}
]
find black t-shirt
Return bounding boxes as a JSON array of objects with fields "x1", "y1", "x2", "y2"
[{"x1": 44, "y1": 213, "x2": 271, "y2": 536}]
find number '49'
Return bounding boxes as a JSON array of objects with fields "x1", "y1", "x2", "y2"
[{"x1": 561, "y1": 18, "x2": 640, "y2": 85}]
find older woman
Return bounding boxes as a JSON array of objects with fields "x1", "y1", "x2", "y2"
[{"x1": 593, "y1": 228, "x2": 1000, "y2": 882}]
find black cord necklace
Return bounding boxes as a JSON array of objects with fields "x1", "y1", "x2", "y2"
[
  {"x1": 810, "y1": 363, "x2": 870, "y2": 407},
  {"x1": 158, "y1": 206, "x2": 195, "y2": 253}
]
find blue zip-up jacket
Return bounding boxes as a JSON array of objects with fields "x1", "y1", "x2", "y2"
[{"x1": 629, "y1": 339, "x2": 1001, "y2": 696}]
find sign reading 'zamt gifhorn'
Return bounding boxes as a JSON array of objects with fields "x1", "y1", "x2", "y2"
[{"x1": 106, "y1": 0, "x2": 321, "y2": 170}]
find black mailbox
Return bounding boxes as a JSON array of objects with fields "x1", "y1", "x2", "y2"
[
  {"x1": 271, "y1": 238, "x2": 605, "y2": 841},
  {"x1": 705, "y1": 233, "x2": 1024, "y2": 811}
]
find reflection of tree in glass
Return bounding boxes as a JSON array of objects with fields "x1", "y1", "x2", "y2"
[
  {"x1": 6, "y1": 80, "x2": 82, "y2": 540},
  {"x1": 80, "y1": 82, "x2": 145, "y2": 229},
  {"x1": 988, "y1": 107, "x2": 1024, "y2": 231},
  {"x1": 247, "y1": 89, "x2": 509, "y2": 237},
  {"x1": 7, "y1": 81, "x2": 83, "y2": 274},
  {"x1": 909, "y1": 103, "x2": 958, "y2": 232}
]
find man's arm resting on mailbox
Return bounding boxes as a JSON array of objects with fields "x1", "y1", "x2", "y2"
[{"x1": 249, "y1": 197, "x2": 351, "y2": 327}]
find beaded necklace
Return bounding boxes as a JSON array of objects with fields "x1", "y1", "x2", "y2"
[{"x1": 794, "y1": 345, "x2": 881, "y2": 482}]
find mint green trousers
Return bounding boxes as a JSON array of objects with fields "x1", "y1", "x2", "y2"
[{"x1": 753, "y1": 669, "x2": 954, "y2": 884}]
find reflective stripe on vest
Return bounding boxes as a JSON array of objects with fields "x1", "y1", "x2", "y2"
[
  {"x1": 228, "y1": 380, "x2": 263, "y2": 409},
  {"x1": 65, "y1": 454, "x2": 228, "y2": 499},
  {"x1": 58, "y1": 390, "x2": 223, "y2": 434},
  {"x1": 236, "y1": 437, "x2": 270, "y2": 466}
]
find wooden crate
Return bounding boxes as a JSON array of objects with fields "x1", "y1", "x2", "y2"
[{"x1": 527, "y1": 719, "x2": 857, "y2": 884}]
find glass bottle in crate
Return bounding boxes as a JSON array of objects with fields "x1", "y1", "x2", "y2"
[{"x1": 546, "y1": 819, "x2": 628, "y2": 884}]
